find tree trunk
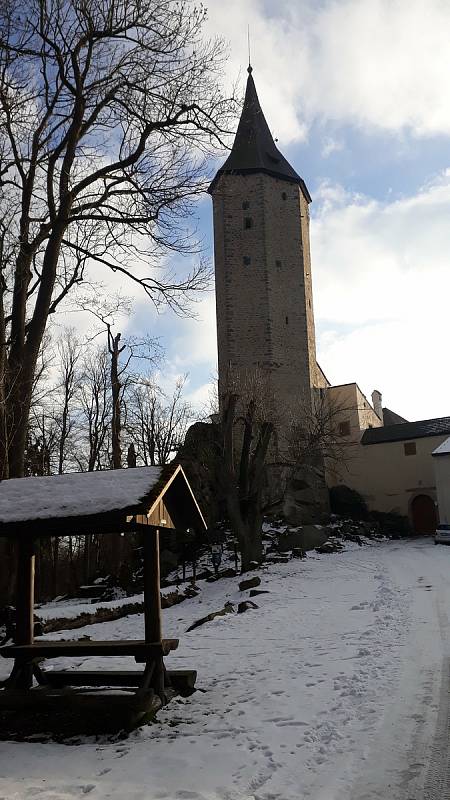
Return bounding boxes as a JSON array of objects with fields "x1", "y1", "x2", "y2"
[
  {"x1": 52, "y1": 537, "x2": 59, "y2": 598},
  {"x1": 109, "y1": 330, "x2": 123, "y2": 470}
]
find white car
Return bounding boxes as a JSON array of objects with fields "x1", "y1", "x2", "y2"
[{"x1": 434, "y1": 524, "x2": 450, "y2": 544}]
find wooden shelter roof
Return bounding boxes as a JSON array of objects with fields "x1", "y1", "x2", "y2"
[{"x1": 0, "y1": 463, "x2": 206, "y2": 537}]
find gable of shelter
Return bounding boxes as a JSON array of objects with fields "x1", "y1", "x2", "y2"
[{"x1": 0, "y1": 463, "x2": 206, "y2": 538}]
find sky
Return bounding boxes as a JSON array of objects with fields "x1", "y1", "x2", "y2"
[{"x1": 116, "y1": 0, "x2": 450, "y2": 422}]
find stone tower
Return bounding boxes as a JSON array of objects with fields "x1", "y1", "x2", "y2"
[{"x1": 209, "y1": 67, "x2": 319, "y2": 440}]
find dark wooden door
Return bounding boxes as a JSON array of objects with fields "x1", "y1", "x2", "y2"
[{"x1": 411, "y1": 494, "x2": 437, "y2": 534}]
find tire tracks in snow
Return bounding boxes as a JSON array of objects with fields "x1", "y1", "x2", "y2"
[
  {"x1": 422, "y1": 657, "x2": 450, "y2": 800},
  {"x1": 422, "y1": 597, "x2": 450, "y2": 800}
]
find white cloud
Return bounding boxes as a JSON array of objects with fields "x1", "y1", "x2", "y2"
[
  {"x1": 168, "y1": 291, "x2": 217, "y2": 371},
  {"x1": 149, "y1": 171, "x2": 450, "y2": 422},
  {"x1": 311, "y1": 170, "x2": 450, "y2": 420},
  {"x1": 206, "y1": 0, "x2": 450, "y2": 140},
  {"x1": 321, "y1": 137, "x2": 344, "y2": 158}
]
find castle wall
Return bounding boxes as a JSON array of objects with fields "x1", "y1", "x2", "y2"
[
  {"x1": 211, "y1": 172, "x2": 317, "y2": 429},
  {"x1": 337, "y1": 434, "x2": 445, "y2": 519}
]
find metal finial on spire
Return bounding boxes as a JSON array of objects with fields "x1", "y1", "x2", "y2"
[{"x1": 247, "y1": 25, "x2": 252, "y2": 73}]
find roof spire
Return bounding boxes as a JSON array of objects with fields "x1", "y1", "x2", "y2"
[
  {"x1": 247, "y1": 25, "x2": 252, "y2": 74},
  {"x1": 208, "y1": 66, "x2": 311, "y2": 200}
]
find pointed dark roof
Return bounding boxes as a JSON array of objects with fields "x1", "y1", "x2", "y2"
[{"x1": 208, "y1": 67, "x2": 311, "y2": 200}]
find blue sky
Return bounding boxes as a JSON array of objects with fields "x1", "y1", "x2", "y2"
[{"x1": 122, "y1": 0, "x2": 450, "y2": 422}]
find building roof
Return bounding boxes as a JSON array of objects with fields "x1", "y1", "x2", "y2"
[
  {"x1": 361, "y1": 416, "x2": 450, "y2": 446},
  {"x1": 0, "y1": 463, "x2": 207, "y2": 536},
  {"x1": 208, "y1": 67, "x2": 311, "y2": 200},
  {"x1": 432, "y1": 437, "x2": 450, "y2": 457},
  {"x1": 382, "y1": 407, "x2": 408, "y2": 426}
]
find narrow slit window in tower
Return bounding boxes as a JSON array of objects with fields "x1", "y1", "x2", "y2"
[
  {"x1": 244, "y1": 217, "x2": 253, "y2": 229},
  {"x1": 285, "y1": 315, "x2": 289, "y2": 325},
  {"x1": 243, "y1": 256, "x2": 251, "y2": 266},
  {"x1": 242, "y1": 201, "x2": 250, "y2": 210}
]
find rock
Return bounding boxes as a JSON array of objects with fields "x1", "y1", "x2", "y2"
[
  {"x1": 237, "y1": 600, "x2": 259, "y2": 614},
  {"x1": 276, "y1": 524, "x2": 328, "y2": 552},
  {"x1": 183, "y1": 587, "x2": 199, "y2": 598},
  {"x1": 186, "y1": 602, "x2": 235, "y2": 632},
  {"x1": 219, "y1": 568, "x2": 237, "y2": 578},
  {"x1": 291, "y1": 547, "x2": 306, "y2": 559},
  {"x1": 266, "y1": 555, "x2": 290, "y2": 563},
  {"x1": 249, "y1": 589, "x2": 270, "y2": 597},
  {"x1": 315, "y1": 539, "x2": 345, "y2": 555},
  {"x1": 195, "y1": 569, "x2": 214, "y2": 581},
  {"x1": 238, "y1": 576, "x2": 261, "y2": 591}
]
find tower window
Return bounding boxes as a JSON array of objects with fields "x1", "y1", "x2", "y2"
[
  {"x1": 242, "y1": 201, "x2": 250, "y2": 210},
  {"x1": 244, "y1": 217, "x2": 253, "y2": 229},
  {"x1": 276, "y1": 260, "x2": 282, "y2": 269},
  {"x1": 243, "y1": 256, "x2": 251, "y2": 266},
  {"x1": 282, "y1": 191, "x2": 287, "y2": 201},
  {"x1": 404, "y1": 442, "x2": 417, "y2": 456},
  {"x1": 285, "y1": 315, "x2": 289, "y2": 325}
]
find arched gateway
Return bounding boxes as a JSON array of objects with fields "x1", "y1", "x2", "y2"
[{"x1": 411, "y1": 494, "x2": 437, "y2": 534}]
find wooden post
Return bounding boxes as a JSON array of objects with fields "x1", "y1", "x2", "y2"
[
  {"x1": 143, "y1": 528, "x2": 162, "y2": 643},
  {"x1": 11, "y1": 537, "x2": 35, "y2": 689},
  {"x1": 142, "y1": 528, "x2": 164, "y2": 701},
  {"x1": 16, "y1": 537, "x2": 35, "y2": 645}
]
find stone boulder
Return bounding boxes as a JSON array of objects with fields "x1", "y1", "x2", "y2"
[
  {"x1": 237, "y1": 600, "x2": 259, "y2": 614},
  {"x1": 238, "y1": 576, "x2": 261, "y2": 591},
  {"x1": 277, "y1": 524, "x2": 328, "y2": 552}
]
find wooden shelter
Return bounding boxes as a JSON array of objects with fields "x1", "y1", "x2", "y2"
[{"x1": 0, "y1": 463, "x2": 206, "y2": 730}]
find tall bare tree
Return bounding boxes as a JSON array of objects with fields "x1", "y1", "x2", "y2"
[
  {"x1": 55, "y1": 329, "x2": 81, "y2": 475},
  {"x1": 0, "y1": 0, "x2": 234, "y2": 479},
  {"x1": 128, "y1": 375, "x2": 193, "y2": 465},
  {"x1": 217, "y1": 369, "x2": 276, "y2": 571}
]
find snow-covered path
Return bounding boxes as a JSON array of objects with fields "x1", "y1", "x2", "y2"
[{"x1": 0, "y1": 538, "x2": 449, "y2": 800}]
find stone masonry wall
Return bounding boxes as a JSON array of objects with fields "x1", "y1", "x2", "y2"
[{"x1": 211, "y1": 172, "x2": 317, "y2": 430}]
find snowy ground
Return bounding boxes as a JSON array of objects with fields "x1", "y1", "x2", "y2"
[{"x1": 0, "y1": 537, "x2": 449, "y2": 800}]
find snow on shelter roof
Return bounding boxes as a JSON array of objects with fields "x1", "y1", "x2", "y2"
[
  {"x1": 432, "y1": 437, "x2": 450, "y2": 457},
  {"x1": 0, "y1": 464, "x2": 207, "y2": 536},
  {"x1": 0, "y1": 465, "x2": 163, "y2": 523}
]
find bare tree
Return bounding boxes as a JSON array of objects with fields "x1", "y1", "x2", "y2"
[
  {"x1": 78, "y1": 347, "x2": 111, "y2": 472},
  {"x1": 286, "y1": 389, "x2": 358, "y2": 478},
  {"x1": 217, "y1": 369, "x2": 276, "y2": 572},
  {"x1": 55, "y1": 329, "x2": 81, "y2": 475},
  {"x1": 0, "y1": 0, "x2": 235, "y2": 479},
  {"x1": 128, "y1": 375, "x2": 193, "y2": 465}
]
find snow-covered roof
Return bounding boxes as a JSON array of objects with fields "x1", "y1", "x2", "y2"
[
  {"x1": 432, "y1": 437, "x2": 450, "y2": 457},
  {"x1": 0, "y1": 466, "x2": 163, "y2": 523}
]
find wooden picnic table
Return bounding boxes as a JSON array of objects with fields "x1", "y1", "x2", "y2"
[{"x1": 0, "y1": 638, "x2": 179, "y2": 661}]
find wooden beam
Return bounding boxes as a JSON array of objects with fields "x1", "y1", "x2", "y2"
[
  {"x1": 142, "y1": 528, "x2": 164, "y2": 701},
  {"x1": 15, "y1": 538, "x2": 35, "y2": 646},
  {"x1": 1, "y1": 639, "x2": 178, "y2": 659},
  {"x1": 143, "y1": 529, "x2": 162, "y2": 643}
]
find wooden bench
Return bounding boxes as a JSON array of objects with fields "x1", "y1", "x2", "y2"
[
  {"x1": 0, "y1": 639, "x2": 179, "y2": 697},
  {"x1": 0, "y1": 639, "x2": 179, "y2": 661},
  {"x1": 42, "y1": 668, "x2": 197, "y2": 696},
  {"x1": 0, "y1": 685, "x2": 163, "y2": 733}
]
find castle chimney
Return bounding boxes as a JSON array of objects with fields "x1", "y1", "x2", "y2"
[{"x1": 372, "y1": 389, "x2": 383, "y2": 423}]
